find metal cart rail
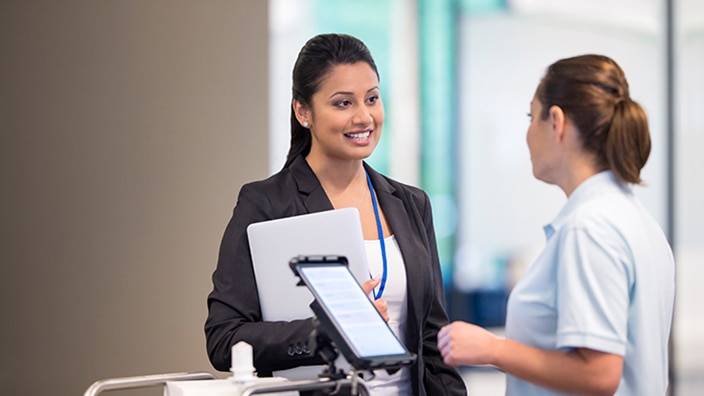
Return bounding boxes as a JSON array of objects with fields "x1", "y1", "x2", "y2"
[
  {"x1": 83, "y1": 372, "x2": 217, "y2": 396},
  {"x1": 239, "y1": 376, "x2": 370, "y2": 396},
  {"x1": 83, "y1": 371, "x2": 370, "y2": 396}
]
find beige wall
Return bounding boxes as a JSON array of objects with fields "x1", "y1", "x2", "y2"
[{"x1": 0, "y1": 1, "x2": 269, "y2": 394}]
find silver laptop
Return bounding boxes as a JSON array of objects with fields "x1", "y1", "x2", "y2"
[{"x1": 246, "y1": 207, "x2": 370, "y2": 379}]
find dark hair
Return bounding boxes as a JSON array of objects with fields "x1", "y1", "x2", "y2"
[
  {"x1": 535, "y1": 54, "x2": 651, "y2": 184},
  {"x1": 283, "y1": 33, "x2": 379, "y2": 169}
]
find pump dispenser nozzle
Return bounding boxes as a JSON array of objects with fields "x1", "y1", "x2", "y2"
[{"x1": 230, "y1": 341, "x2": 256, "y2": 382}]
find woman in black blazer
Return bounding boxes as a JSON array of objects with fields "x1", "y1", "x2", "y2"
[{"x1": 205, "y1": 33, "x2": 466, "y2": 396}]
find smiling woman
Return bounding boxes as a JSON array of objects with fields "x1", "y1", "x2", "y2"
[
  {"x1": 292, "y1": 62, "x2": 384, "y2": 167},
  {"x1": 205, "y1": 33, "x2": 467, "y2": 396}
]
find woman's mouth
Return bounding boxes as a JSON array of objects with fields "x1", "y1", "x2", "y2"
[{"x1": 344, "y1": 131, "x2": 371, "y2": 141}]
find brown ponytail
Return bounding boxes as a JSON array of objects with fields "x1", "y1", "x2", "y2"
[
  {"x1": 605, "y1": 99, "x2": 651, "y2": 184},
  {"x1": 536, "y1": 54, "x2": 651, "y2": 184}
]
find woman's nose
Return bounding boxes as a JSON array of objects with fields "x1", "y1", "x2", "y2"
[{"x1": 352, "y1": 105, "x2": 372, "y2": 125}]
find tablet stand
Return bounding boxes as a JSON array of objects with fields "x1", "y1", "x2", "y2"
[
  {"x1": 310, "y1": 315, "x2": 347, "y2": 381},
  {"x1": 309, "y1": 314, "x2": 370, "y2": 396}
]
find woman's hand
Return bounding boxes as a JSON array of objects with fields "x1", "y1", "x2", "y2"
[
  {"x1": 361, "y1": 276, "x2": 389, "y2": 322},
  {"x1": 437, "y1": 321, "x2": 499, "y2": 366},
  {"x1": 439, "y1": 321, "x2": 623, "y2": 394}
]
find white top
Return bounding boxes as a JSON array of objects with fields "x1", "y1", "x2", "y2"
[
  {"x1": 363, "y1": 235, "x2": 412, "y2": 396},
  {"x1": 505, "y1": 171, "x2": 675, "y2": 396}
]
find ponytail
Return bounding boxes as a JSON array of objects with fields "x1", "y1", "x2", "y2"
[
  {"x1": 537, "y1": 54, "x2": 652, "y2": 184},
  {"x1": 605, "y1": 99, "x2": 651, "y2": 184},
  {"x1": 284, "y1": 109, "x2": 311, "y2": 169}
]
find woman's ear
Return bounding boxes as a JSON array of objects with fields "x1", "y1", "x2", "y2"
[
  {"x1": 548, "y1": 105, "x2": 566, "y2": 142},
  {"x1": 292, "y1": 100, "x2": 310, "y2": 127}
]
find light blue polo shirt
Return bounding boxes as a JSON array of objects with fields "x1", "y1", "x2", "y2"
[{"x1": 505, "y1": 171, "x2": 675, "y2": 396}]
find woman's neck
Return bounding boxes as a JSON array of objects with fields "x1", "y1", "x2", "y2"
[
  {"x1": 306, "y1": 155, "x2": 391, "y2": 240},
  {"x1": 559, "y1": 155, "x2": 602, "y2": 197},
  {"x1": 305, "y1": 156, "x2": 367, "y2": 196}
]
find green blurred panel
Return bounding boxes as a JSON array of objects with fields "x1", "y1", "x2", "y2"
[
  {"x1": 312, "y1": 0, "x2": 393, "y2": 174},
  {"x1": 308, "y1": 0, "x2": 460, "y2": 283},
  {"x1": 457, "y1": 0, "x2": 506, "y2": 13},
  {"x1": 418, "y1": 0, "x2": 457, "y2": 282}
]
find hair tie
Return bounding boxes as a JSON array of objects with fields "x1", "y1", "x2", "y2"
[{"x1": 615, "y1": 96, "x2": 628, "y2": 107}]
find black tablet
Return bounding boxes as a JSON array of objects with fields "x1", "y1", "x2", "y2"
[{"x1": 290, "y1": 256, "x2": 417, "y2": 372}]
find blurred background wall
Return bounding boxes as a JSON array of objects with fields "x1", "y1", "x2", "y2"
[{"x1": 0, "y1": 1, "x2": 268, "y2": 395}]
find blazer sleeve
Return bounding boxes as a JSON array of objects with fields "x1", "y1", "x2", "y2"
[
  {"x1": 418, "y1": 192, "x2": 467, "y2": 395},
  {"x1": 204, "y1": 182, "x2": 323, "y2": 374}
]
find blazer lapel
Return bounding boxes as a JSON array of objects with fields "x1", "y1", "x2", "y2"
[{"x1": 289, "y1": 155, "x2": 334, "y2": 213}]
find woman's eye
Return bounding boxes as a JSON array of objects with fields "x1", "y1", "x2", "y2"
[
  {"x1": 336, "y1": 100, "x2": 352, "y2": 108},
  {"x1": 367, "y1": 95, "x2": 379, "y2": 104}
]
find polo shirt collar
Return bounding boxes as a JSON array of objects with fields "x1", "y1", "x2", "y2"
[{"x1": 543, "y1": 170, "x2": 629, "y2": 240}]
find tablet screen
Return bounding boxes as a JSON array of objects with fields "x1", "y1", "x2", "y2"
[{"x1": 291, "y1": 257, "x2": 415, "y2": 370}]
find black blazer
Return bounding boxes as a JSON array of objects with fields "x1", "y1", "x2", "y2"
[{"x1": 205, "y1": 155, "x2": 466, "y2": 396}]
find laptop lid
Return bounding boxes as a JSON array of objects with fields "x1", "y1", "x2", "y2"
[{"x1": 246, "y1": 207, "x2": 369, "y2": 379}]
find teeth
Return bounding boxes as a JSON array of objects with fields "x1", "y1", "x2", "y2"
[{"x1": 345, "y1": 131, "x2": 371, "y2": 140}]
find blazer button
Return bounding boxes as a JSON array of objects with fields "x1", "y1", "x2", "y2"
[
  {"x1": 287, "y1": 345, "x2": 295, "y2": 356},
  {"x1": 294, "y1": 343, "x2": 303, "y2": 355}
]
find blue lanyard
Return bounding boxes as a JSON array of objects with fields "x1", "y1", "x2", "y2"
[{"x1": 366, "y1": 170, "x2": 387, "y2": 300}]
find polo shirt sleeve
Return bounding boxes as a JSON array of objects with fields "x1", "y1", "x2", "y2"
[{"x1": 554, "y1": 216, "x2": 632, "y2": 356}]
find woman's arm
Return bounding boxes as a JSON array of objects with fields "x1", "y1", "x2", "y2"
[
  {"x1": 204, "y1": 183, "x2": 323, "y2": 374},
  {"x1": 438, "y1": 321, "x2": 623, "y2": 396}
]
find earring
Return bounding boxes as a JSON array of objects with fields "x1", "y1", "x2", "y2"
[{"x1": 303, "y1": 121, "x2": 309, "y2": 128}]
